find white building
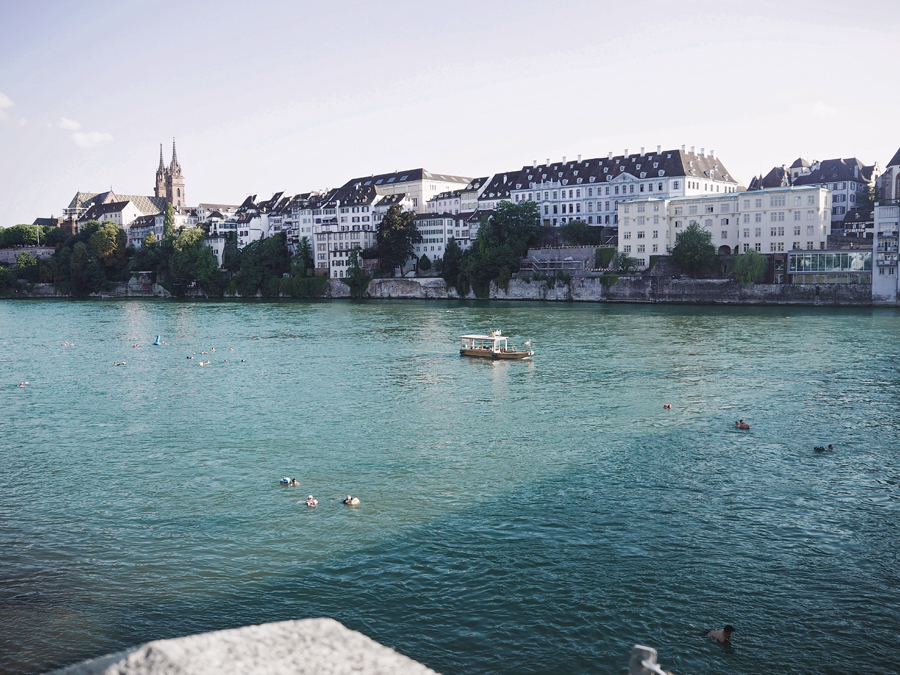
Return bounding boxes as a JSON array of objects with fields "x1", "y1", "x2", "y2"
[
  {"x1": 427, "y1": 190, "x2": 461, "y2": 215},
  {"x1": 872, "y1": 147, "x2": 900, "y2": 303},
  {"x1": 505, "y1": 146, "x2": 739, "y2": 228},
  {"x1": 413, "y1": 214, "x2": 455, "y2": 261},
  {"x1": 618, "y1": 186, "x2": 831, "y2": 270},
  {"x1": 340, "y1": 169, "x2": 470, "y2": 214}
]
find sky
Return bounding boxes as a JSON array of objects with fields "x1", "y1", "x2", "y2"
[{"x1": 1, "y1": 0, "x2": 899, "y2": 227}]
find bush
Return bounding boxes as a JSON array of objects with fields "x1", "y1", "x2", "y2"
[{"x1": 595, "y1": 247, "x2": 615, "y2": 269}]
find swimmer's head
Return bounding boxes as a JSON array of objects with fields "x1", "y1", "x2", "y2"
[{"x1": 724, "y1": 625, "x2": 735, "y2": 634}]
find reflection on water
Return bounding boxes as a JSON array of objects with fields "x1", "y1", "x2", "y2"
[{"x1": 0, "y1": 300, "x2": 899, "y2": 675}]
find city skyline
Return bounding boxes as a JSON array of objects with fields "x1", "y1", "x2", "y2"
[{"x1": 1, "y1": 0, "x2": 898, "y2": 227}]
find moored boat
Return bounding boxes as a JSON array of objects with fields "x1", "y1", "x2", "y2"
[{"x1": 459, "y1": 330, "x2": 534, "y2": 359}]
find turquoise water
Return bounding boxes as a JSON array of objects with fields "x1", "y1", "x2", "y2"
[{"x1": 1, "y1": 299, "x2": 898, "y2": 675}]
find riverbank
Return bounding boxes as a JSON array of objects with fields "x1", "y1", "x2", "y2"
[{"x1": 4, "y1": 275, "x2": 883, "y2": 305}]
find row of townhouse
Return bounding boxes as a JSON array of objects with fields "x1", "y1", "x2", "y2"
[
  {"x1": 873, "y1": 148, "x2": 900, "y2": 303},
  {"x1": 617, "y1": 185, "x2": 832, "y2": 273}
]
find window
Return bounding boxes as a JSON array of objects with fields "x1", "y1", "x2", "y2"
[
  {"x1": 743, "y1": 229, "x2": 750, "y2": 238},
  {"x1": 807, "y1": 195, "x2": 815, "y2": 205},
  {"x1": 637, "y1": 204, "x2": 645, "y2": 213},
  {"x1": 689, "y1": 205, "x2": 698, "y2": 214},
  {"x1": 653, "y1": 244, "x2": 658, "y2": 252},
  {"x1": 705, "y1": 219, "x2": 712, "y2": 227},
  {"x1": 706, "y1": 205, "x2": 714, "y2": 213},
  {"x1": 623, "y1": 231, "x2": 632, "y2": 239},
  {"x1": 794, "y1": 226, "x2": 801, "y2": 235},
  {"x1": 652, "y1": 230, "x2": 658, "y2": 238},
  {"x1": 755, "y1": 243, "x2": 761, "y2": 252},
  {"x1": 673, "y1": 181, "x2": 680, "y2": 189},
  {"x1": 794, "y1": 196, "x2": 801, "y2": 206},
  {"x1": 778, "y1": 227, "x2": 784, "y2": 236},
  {"x1": 807, "y1": 226, "x2": 814, "y2": 235},
  {"x1": 637, "y1": 231, "x2": 645, "y2": 238},
  {"x1": 743, "y1": 199, "x2": 750, "y2": 209},
  {"x1": 755, "y1": 213, "x2": 762, "y2": 223},
  {"x1": 637, "y1": 217, "x2": 645, "y2": 226},
  {"x1": 755, "y1": 198, "x2": 763, "y2": 208},
  {"x1": 623, "y1": 245, "x2": 632, "y2": 253},
  {"x1": 674, "y1": 207, "x2": 683, "y2": 215},
  {"x1": 721, "y1": 231, "x2": 728, "y2": 239},
  {"x1": 807, "y1": 241, "x2": 814, "y2": 250},
  {"x1": 770, "y1": 195, "x2": 786, "y2": 207},
  {"x1": 743, "y1": 214, "x2": 749, "y2": 223},
  {"x1": 793, "y1": 242, "x2": 801, "y2": 250},
  {"x1": 637, "y1": 245, "x2": 645, "y2": 253}
]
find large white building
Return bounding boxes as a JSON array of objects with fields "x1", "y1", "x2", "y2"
[
  {"x1": 501, "y1": 146, "x2": 739, "y2": 228},
  {"x1": 873, "y1": 147, "x2": 900, "y2": 303},
  {"x1": 617, "y1": 186, "x2": 831, "y2": 271},
  {"x1": 341, "y1": 169, "x2": 470, "y2": 214}
]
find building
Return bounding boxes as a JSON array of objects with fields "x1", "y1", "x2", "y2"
[
  {"x1": 459, "y1": 177, "x2": 489, "y2": 212},
  {"x1": 617, "y1": 186, "x2": 831, "y2": 271},
  {"x1": 872, "y1": 147, "x2": 900, "y2": 303},
  {"x1": 505, "y1": 147, "x2": 739, "y2": 229},
  {"x1": 751, "y1": 156, "x2": 878, "y2": 228},
  {"x1": 427, "y1": 190, "x2": 461, "y2": 215},
  {"x1": 339, "y1": 169, "x2": 470, "y2": 214},
  {"x1": 413, "y1": 214, "x2": 456, "y2": 262},
  {"x1": 154, "y1": 140, "x2": 186, "y2": 209},
  {"x1": 839, "y1": 208, "x2": 874, "y2": 238}
]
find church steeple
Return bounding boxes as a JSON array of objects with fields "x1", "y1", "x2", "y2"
[
  {"x1": 154, "y1": 143, "x2": 167, "y2": 201},
  {"x1": 169, "y1": 138, "x2": 181, "y2": 177},
  {"x1": 157, "y1": 144, "x2": 165, "y2": 173}
]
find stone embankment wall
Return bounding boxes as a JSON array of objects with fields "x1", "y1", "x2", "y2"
[
  {"x1": 366, "y1": 276, "x2": 875, "y2": 306},
  {"x1": 0, "y1": 246, "x2": 56, "y2": 264},
  {"x1": 9, "y1": 276, "x2": 879, "y2": 306}
]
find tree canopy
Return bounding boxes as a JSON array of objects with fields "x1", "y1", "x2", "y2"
[
  {"x1": 560, "y1": 220, "x2": 603, "y2": 246},
  {"x1": 670, "y1": 221, "x2": 717, "y2": 277},
  {"x1": 732, "y1": 248, "x2": 769, "y2": 285},
  {"x1": 376, "y1": 204, "x2": 421, "y2": 276}
]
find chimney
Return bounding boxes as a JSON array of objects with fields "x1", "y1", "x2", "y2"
[
  {"x1": 608, "y1": 152, "x2": 613, "y2": 160},
  {"x1": 577, "y1": 154, "x2": 582, "y2": 162},
  {"x1": 502, "y1": 175, "x2": 507, "y2": 184},
  {"x1": 681, "y1": 144, "x2": 685, "y2": 152},
  {"x1": 710, "y1": 149, "x2": 715, "y2": 158},
  {"x1": 624, "y1": 149, "x2": 628, "y2": 157},
  {"x1": 533, "y1": 160, "x2": 537, "y2": 168},
  {"x1": 657, "y1": 145, "x2": 661, "y2": 154},
  {"x1": 700, "y1": 148, "x2": 705, "y2": 156},
  {"x1": 546, "y1": 158, "x2": 550, "y2": 166},
  {"x1": 854, "y1": 165, "x2": 859, "y2": 178},
  {"x1": 691, "y1": 146, "x2": 695, "y2": 154},
  {"x1": 562, "y1": 156, "x2": 566, "y2": 163},
  {"x1": 640, "y1": 147, "x2": 645, "y2": 156}
]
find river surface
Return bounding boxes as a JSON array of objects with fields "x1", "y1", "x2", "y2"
[{"x1": 1, "y1": 299, "x2": 898, "y2": 675}]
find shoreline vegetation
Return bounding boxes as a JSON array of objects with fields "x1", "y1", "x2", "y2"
[{"x1": 0, "y1": 202, "x2": 879, "y2": 306}]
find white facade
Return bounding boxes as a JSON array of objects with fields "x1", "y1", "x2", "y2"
[
  {"x1": 413, "y1": 215, "x2": 455, "y2": 260},
  {"x1": 427, "y1": 191, "x2": 461, "y2": 215},
  {"x1": 508, "y1": 147, "x2": 739, "y2": 228},
  {"x1": 872, "y1": 203, "x2": 899, "y2": 303},
  {"x1": 618, "y1": 187, "x2": 831, "y2": 269}
]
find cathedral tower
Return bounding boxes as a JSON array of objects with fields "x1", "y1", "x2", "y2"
[
  {"x1": 154, "y1": 144, "x2": 167, "y2": 201},
  {"x1": 153, "y1": 139, "x2": 185, "y2": 208},
  {"x1": 166, "y1": 139, "x2": 185, "y2": 209}
]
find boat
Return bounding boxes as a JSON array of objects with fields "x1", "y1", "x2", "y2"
[{"x1": 459, "y1": 330, "x2": 534, "y2": 360}]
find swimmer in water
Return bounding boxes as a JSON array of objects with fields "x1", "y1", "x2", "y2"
[
  {"x1": 18, "y1": 381, "x2": 27, "y2": 387},
  {"x1": 290, "y1": 478, "x2": 300, "y2": 487},
  {"x1": 703, "y1": 625, "x2": 735, "y2": 644},
  {"x1": 342, "y1": 495, "x2": 360, "y2": 505},
  {"x1": 304, "y1": 495, "x2": 318, "y2": 506}
]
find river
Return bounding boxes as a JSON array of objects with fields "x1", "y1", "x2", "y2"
[{"x1": 1, "y1": 299, "x2": 898, "y2": 674}]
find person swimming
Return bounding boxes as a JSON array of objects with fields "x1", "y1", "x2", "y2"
[
  {"x1": 290, "y1": 478, "x2": 300, "y2": 487},
  {"x1": 703, "y1": 625, "x2": 735, "y2": 643},
  {"x1": 304, "y1": 495, "x2": 318, "y2": 507},
  {"x1": 342, "y1": 495, "x2": 360, "y2": 506}
]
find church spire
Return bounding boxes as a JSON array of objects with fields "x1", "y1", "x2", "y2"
[
  {"x1": 170, "y1": 138, "x2": 181, "y2": 174},
  {"x1": 157, "y1": 144, "x2": 165, "y2": 173}
]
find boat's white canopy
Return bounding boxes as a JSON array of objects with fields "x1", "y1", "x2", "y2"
[{"x1": 460, "y1": 334, "x2": 506, "y2": 341}]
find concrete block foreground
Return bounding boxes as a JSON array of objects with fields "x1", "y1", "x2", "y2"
[{"x1": 49, "y1": 618, "x2": 441, "y2": 675}]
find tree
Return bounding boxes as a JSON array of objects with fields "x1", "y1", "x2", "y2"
[
  {"x1": 459, "y1": 201, "x2": 542, "y2": 296},
  {"x1": 144, "y1": 231, "x2": 158, "y2": 248},
  {"x1": 560, "y1": 220, "x2": 602, "y2": 246},
  {"x1": 595, "y1": 247, "x2": 615, "y2": 269},
  {"x1": 857, "y1": 182, "x2": 876, "y2": 209},
  {"x1": 732, "y1": 248, "x2": 769, "y2": 286},
  {"x1": 441, "y1": 237, "x2": 463, "y2": 289},
  {"x1": 610, "y1": 251, "x2": 639, "y2": 274},
  {"x1": 376, "y1": 204, "x2": 421, "y2": 276},
  {"x1": 163, "y1": 203, "x2": 175, "y2": 240},
  {"x1": 345, "y1": 247, "x2": 370, "y2": 298},
  {"x1": 293, "y1": 236, "x2": 313, "y2": 277},
  {"x1": 418, "y1": 254, "x2": 432, "y2": 272},
  {"x1": 15, "y1": 252, "x2": 38, "y2": 282},
  {"x1": 88, "y1": 221, "x2": 127, "y2": 275},
  {"x1": 670, "y1": 221, "x2": 716, "y2": 277}
]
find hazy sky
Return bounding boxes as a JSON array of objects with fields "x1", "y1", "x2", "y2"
[{"x1": 1, "y1": 0, "x2": 898, "y2": 227}]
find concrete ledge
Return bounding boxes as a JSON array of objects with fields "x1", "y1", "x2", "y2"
[{"x1": 49, "y1": 618, "x2": 441, "y2": 675}]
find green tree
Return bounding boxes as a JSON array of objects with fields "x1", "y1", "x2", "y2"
[
  {"x1": 144, "y1": 231, "x2": 158, "y2": 248},
  {"x1": 418, "y1": 254, "x2": 432, "y2": 272},
  {"x1": 857, "y1": 183, "x2": 876, "y2": 209},
  {"x1": 610, "y1": 251, "x2": 639, "y2": 274},
  {"x1": 88, "y1": 221, "x2": 127, "y2": 276},
  {"x1": 345, "y1": 248, "x2": 370, "y2": 298},
  {"x1": 595, "y1": 247, "x2": 615, "y2": 269},
  {"x1": 376, "y1": 204, "x2": 421, "y2": 276},
  {"x1": 560, "y1": 220, "x2": 602, "y2": 246},
  {"x1": 670, "y1": 221, "x2": 716, "y2": 277},
  {"x1": 459, "y1": 201, "x2": 542, "y2": 297},
  {"x1": 15, "y1": 252, "x2": 38, "y2": 282},
  {"x1": 293, "y1": 236, "x2": 313, "y2": 277},
  {"x1": 163, "y1": 203, "x2": 175, "y2": 239},
  {"x1": 222, "y1": 231, "x2": 240, "y2": 273},
  {"x1": 732, "y1": 248, "x2": 769, "y2": 286},
  {"x1": 42, "y1": 226, "x2": 68, "y2": 246},
  {"x1": 441, "y1": 237, "x2": 463, "y2": 290}
]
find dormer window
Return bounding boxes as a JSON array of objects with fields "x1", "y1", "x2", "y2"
[
  {"x1": 658, "y1": 170, "x2": 665, "y2": 177},
  {"x1": 653, "y1": 162, "x2": 659, "y2": 168},
  {"x1": 589, "y1": 177, "x2": 596, "y2": 183}
]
